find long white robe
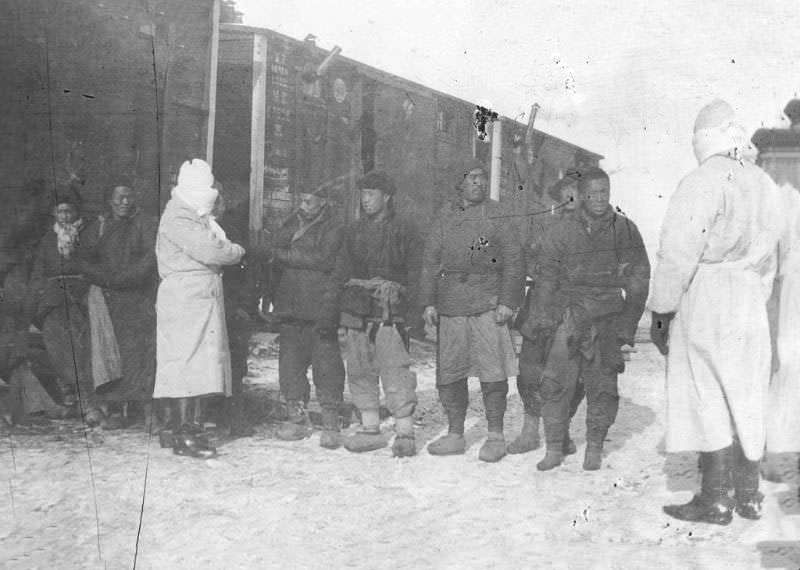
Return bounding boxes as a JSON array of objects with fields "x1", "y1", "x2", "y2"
[
  {"x1": 649, "y1": 155, "x2": 781, "y2": 461},
  {"x1": 153, "y1": 192, "x2": 244, "y2": 399},
  {"x1": 766, "y1": 184, "x2": 800, "y2": 453}
]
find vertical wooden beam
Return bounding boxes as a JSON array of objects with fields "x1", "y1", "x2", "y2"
[
  {"x1": 205, "y1": 0, "x2": 221, "y2": 166},
  {"x1": 490, "y1": 119, "x2": 503, "y2": 201},
  {"x1": 249, "y1": 33, "x2": 268, "y2": 244}
]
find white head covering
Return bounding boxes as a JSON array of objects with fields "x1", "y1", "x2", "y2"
[
  {"x1": 173, "y1": 159, "x2": 218, "y2": 216},
  {"x1": 691, "y1": 99, "x2": 748, "y2": 164}
]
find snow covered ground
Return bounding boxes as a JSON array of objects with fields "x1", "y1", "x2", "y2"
[{"x1": 2, "y1": 332, "x2": 800, "y2": 570}]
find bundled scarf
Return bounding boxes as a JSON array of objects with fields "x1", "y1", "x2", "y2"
[
  {"x1": 172, "y1": 158, "x2": 229, "y2": 242},
  {"x1": 53, "y1": 219, "x2": 84, "y2": 259}
]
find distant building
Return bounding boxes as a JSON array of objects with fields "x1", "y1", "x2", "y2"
[{"x1": 752, "y1": 99, "x2": 800, "y2": 189}]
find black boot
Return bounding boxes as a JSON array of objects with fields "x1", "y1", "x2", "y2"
[
  {"x1": 584, "y1": 393, "x2": 618, "y2": 471},
  {"x1": 537, "y1": 411, "x2": 566, "y2": 471},
  {"x1": 227, "y1": 397, "x2": 255, "y2": 438},
  {"x1": 507, "y1": 413, "x2": 541, "y2": 454},
  {"x1": 319, "y1": 406, "x2": 341, "y2": 450},
  {"x1": 733, "y1": 441, "x2": 763, "y2": 520},
  {"x1": 428, "y1": 380, "x2": 468, "y2": 456},
  {"x1": 478, "y1": 381, "x2": 508, "y2": 463},
  {"x1": 173, "y1": 424, "x2": 218, "y2": 459},
  {"x1": 276, "y1": 400, "x2": 312, "y2": 441},
  {"x1": 663, "y1": 446, "x2": 734, "y2": 525}
]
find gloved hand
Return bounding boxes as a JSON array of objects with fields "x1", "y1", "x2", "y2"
[
  {"x1": 650, "y1": 311, "x2": 675, "y2": 356},
  {"x1": 494, "y1": 304, "x2": 514, "y2": 324}
]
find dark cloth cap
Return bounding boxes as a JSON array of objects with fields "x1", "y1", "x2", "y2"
[
  {"x1": 547, "y1": 170, "x2": 581, "y2": 201},
  {"x1": 356, "y1": 170, "x2": 397, "y2": 196},
  {"x1": 459, "y1": 158, "x2": 489, "y2": 178}
]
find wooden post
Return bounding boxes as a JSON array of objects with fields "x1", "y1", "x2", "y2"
[
  {"x1": 249, "y1": 33, "x2": 268, "y2": 245},
  {"x1": 490, "y1": 119, "x2": 503, "y2": 201},
  {"x1": 205, "y1": 0, "x2": 221, "y2": 166}
]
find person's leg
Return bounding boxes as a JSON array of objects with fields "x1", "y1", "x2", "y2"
[
  {"x1": 479, "y1": 379, "x2": 509, "y2": 462},
  {"x1": 536, "y1": 321, "x2": 580, "y2": 471},
  {"x1": 310, "y1": 325, "x2": 346, "y2": 450},
  {"x1": 226, "y1": 318, "x2": 254, "y2": 437},
  {"x1": 428, "y1": 315, "x2": 471, "y2": 456},
  {"x1": 508, "y1": 336, "x2": 544, "y2": 454},
  {"x1": 427, "y1": 378, "x2": 469, "y2": 455},
  {"x1": 343, "y1": 326, "x2": 387, "y2": 452},
  {"x1": 471, "y1": 311, "x2": 517, "y2": 462},
  {"x1": 663, "y1": 445, "x2": 734, "y2": 525},
  {"x1": 173, "y1": 396, "x2": 217, "y2": 459},
  {"x1": 732, "y1": 437, "x2": 763, "y2": 519},
  {"x1": 563, "y1": 379, "x2": 585, "y2": 455},
  {"x1": 374, "y1": 324, "x2": 418, "y2": 457},
  {"x1": 582, "y1": 358, "x2": 619, "y2": 471},
  {"x1": 276, "y1": 324, "x2": 313, "y2": 440}
]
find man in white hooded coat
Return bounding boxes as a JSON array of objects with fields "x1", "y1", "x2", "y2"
[
  {"x1": 649, "y1": 99, "x2": 781, "y2": 525},
  {"x1": 154, "y1": 159, "x2": 245, "y2": 459}
]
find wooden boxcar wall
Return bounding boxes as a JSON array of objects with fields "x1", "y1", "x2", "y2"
[
  {"x1": 0, "y1": 0, "x2": 215, "y2": 217},
  {"x1": 214, "y1": 26, "x2": 601, "y2": 238}
]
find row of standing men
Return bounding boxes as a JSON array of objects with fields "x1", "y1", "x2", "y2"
[
  {"x1": 153, "y1": 156, "x2": 651, "y2": 474},
  {"x1": 4, "y1": 98, "x2": 796, "y2": 527}
]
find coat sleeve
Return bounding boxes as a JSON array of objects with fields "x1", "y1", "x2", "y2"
[
  {"x1": 280, "y1": 222, "x2": 344, "y2": 272},
  {"x1": 317, "y1": 223, "x2": 347, "y2": 327},
  {"x1": 648, "y1": 174, "x2": 721, "y2": 314},
  {"x1": 527, "y1": 223, "x2": 566, "y2": 330},
  {"x1": 498, "y1": 214, "x2": 525, "y2": 310},
  {"x1": 616, "y1": 218, "x2": 651, "y2": 343},
  {"x1": 162, "y1": 211, "x2": 245, "y2": 267},
  {"x1": 417, "y1": 217, "x2": 443, "y2": 309},
  {"x1": 108, "y1": 216, "x2": 159, "y2": 289}
]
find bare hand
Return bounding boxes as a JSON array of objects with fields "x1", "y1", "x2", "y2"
[
  {"x1": 495, "y1": 304, "x2": 514, "y2": 324},
  {"x1": 422, "y1": 305, "x2": 438, "y2": 328}
]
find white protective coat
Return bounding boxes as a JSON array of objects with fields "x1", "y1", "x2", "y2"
[
  {"x1": 153, "y1": 191, "x2": 244, "y2": 399},
  {"x1": 766, "y1": 184, "x2": 800, "y2": 453},
  {"x1": 649, "y1": 155, "x2": 781, "y2": 461}
]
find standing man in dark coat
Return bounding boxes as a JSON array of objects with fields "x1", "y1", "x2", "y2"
[
  {"x1": 81, "y1": 185, "x2": 158, "y2": 426},
  {"x1": 419, "y1": 160, "x2": 525, "y2": 463},
  {"x1": 214, "y1": 189, "x2": 262, "y2": 437},
  {"x1": 509, "y1": 173, "x2": 583, "y2": 455},
  {"x1": 336, "y1": 171, "x2": 423, "y2": 457},
  {"x1": 520, "y1": 166, "x2": 650, "y2": 471},
  {"x1": 270, "y1": 188, "x2": 346, "y2": 449}
]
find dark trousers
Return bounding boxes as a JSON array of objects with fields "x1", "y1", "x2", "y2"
[
  {"x1": 517, "y1": 333, "x2": 585, "y2": 419},
  {"x1": 228, "y1": 316, "x2": 252, "y2": 397},
  {"x1": 438, "y1": 379, "x2": 508, "y2": 434},
  {"x1": 279, "y1": 323, "x2": 345, "y2": 411},
  {"x1": 520, "y1": 322, "x2": 620, "y2": 446}
]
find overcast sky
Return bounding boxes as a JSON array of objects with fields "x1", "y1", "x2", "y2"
[{"x1": 234, "y1": 0, "x2": 799, "y2": 250}]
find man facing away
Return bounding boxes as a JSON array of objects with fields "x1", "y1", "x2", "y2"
[
  {"x1": 519, "y1": 166, "x2": 650, "y2": 472},
  {"x1": 419, "y1": 160, "x2": 524, "y2": 463},
  {"x1": 650, "y1": 99, "x2": 782, "y2": 524},
  {"x1": 336, "y1": 170, "x2": 423, "y2": 457}
]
